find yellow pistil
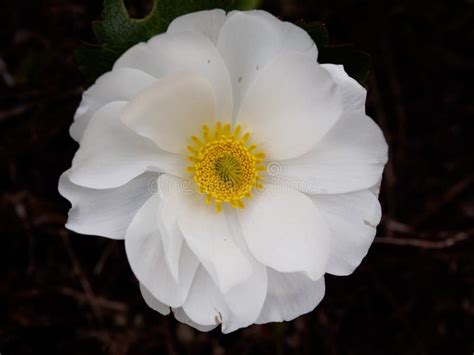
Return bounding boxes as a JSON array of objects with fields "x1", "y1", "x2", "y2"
[{"x1": 186, "y1": 122, "x2": 266, "y2": 212}]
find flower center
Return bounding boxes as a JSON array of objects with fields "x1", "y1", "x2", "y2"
[{"x1": 186, "y1": 122, "x2": 266, "y2": 212}]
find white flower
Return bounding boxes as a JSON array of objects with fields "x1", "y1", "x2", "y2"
[{"x1": 59, "y1": 9, "x2": 388, "y2": 332}]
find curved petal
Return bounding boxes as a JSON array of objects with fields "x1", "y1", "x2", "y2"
[
  {"x1": 276, "y1": 112, "x2": 388, "y2": 194},
  {"x1": 217, "y1": 11, "x2": 318, "y2": 115},
  {"x1": 256, "y1": 270, "x2": 325, "y2": 324},
  {"x1": 159, "y1": 174, "x2": 253, "y2": 293},
  {"x1": 71, "y1": 68, "x2": 156, "y2": 142},
  {"x1": 172, "y1": 211, "x2": 269, "y2": 334},
  {"x1": 237, "y1": 52, "x2": 342, "y2": 160},
  {"x1": 222, "y1": 209, "x2": 268, "y2": 329},
  {"x1": 156, "y1": 174, "x2": 190, "y2": 282},
  {"x1": 58, "y1": 170, "x2": 156, "y2": 239},
  {"x1": 182, "y1": 265, "x2": 265, "y2": 333},
  {"x1": 309, "y1": 188, "x2": 382, "y2": 276},
  {"x1": 68, "y1": 102, "x2": 185, "y2": 189},
  {"x1": 125, "y1": 193, "x2": 199, "y2": 307},
  {"x1": 139, "y1": 283, "x2": 171, "y2": 315},
  {"x1": 321, "y1": 64, "x2": 367, "y2": 114},
  {"x1": 167, "y1": 9, "x2": 226, "y2": 45},
  {"x1": 172, "y1": 307, "x2": 217, "y2": 332},
  {"x1": 238, "y1": 184, "x2": 330, "y2": 280},
  {"x1": 114, "y1": 31, "x2": 232, "y2": 122},
  {"x1": 182, "y1": 266, "x2": 231, "y2": 329},
  {"x1": 122, "y1": 73, "x2": 217, "y2": 154}
]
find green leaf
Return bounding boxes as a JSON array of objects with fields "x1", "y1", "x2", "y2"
[
  {"x1": 297, "y1": 21, "x2": 371, "y2": 84},
  {"x1": 76, "y1": 0, "x2": 260, "y2": 84}
]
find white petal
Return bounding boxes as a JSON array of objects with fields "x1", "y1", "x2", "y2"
[
  {"x1": 182, "y1": 266, "x2": 265, "y2": 333},
  {"x1": 222, "y1": 209, "x2": 268, "y2": 330},
  {"x1": 182, "y1": 266, "x2": 230, "y2": 328},
  {"x1": 239, "y1": 184, "x2": 330, "y2": 280},
  {"x1": 58, "y1": 170, "x2": 156, "y2": 239},
  {"x1": 156, "y1": 174, "x2": 189, "y2": 282},
  {"x1": 172, "y1": 308, "x2": 217, "y2": 332},
  {"x1": 237, "y1": 52, "x2": 342, "y2": 160},
  {"x1": 71, "y1": 68, "x2": 156, "y2": 142},
  {"x1": 167, "y1": 176, "x2": 253, "y2": 293},
  {"x1": 217, "y1": 11, "x2": 317, "y2": 115},
  {"x1": 125, "y1": 194, "x2": 199, "y2": 307},
  {"x1": 114, "y1": 31, "x2": 232, "y2": 122},
  {"x1": 256, "y1": 270, "x2": 325, "y2": 324},
  {"x1": 276, "y1": 112, "x2": 388, "y2": 194},
  {"x1": 167, "y1": 9, "x2": 226, "y2": 45},
  {"x1": 139, "y1": 283, "x2": 170, "y2": 315},
  {"x1": 68, "y1": 102, "x2": 185, "y2": 189},
  {"x1": 310, "y1": 188, "x2": 382, "y2": 276},
  {"x1": 321, "y1": 64, "x2": 367, "y2": 113},
  {"x1": 122, "y1": 73, "x2": 217, "y2": 155}
]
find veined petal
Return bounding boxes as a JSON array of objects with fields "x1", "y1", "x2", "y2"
[
  {"x1": 217, "y1": 11, "x2": 317, "y2": 116},
  {"x1": 237, "y1": 52, "x2": 342, "y2": 160},
  {"x1": 239, "y1": 184, "x2": 330, "y2": 280},
  {"x1": 58, "y1": 170, "x2": 156, "y2": 239},
  {"x1": 167, "y1": 9, "x2": 227, "y2": 45},
  {"x1": 256, "y1": 270, "x2": 325, "y2": 324},
  {"x1": 310, "y1": 188, "x2": 382, "y2": 276},
  {"x1": 114, "y1": 31, "x2": 233, "y2": 122},
  {"x1": 122, "y1": 73, "x2": 218, "y2": 155},
  {"x1": 125, "y1": 193, "x2": 199, "y2": 307},
  {"x1": 71, "y1": 68, "x2": 156, "y2": 142},
  {"x1": 276, "y1": 112, "x2": 388, "y2": 194},
  {"x1": 68, "y1": 102, "x2": 184, "y2": 189}
]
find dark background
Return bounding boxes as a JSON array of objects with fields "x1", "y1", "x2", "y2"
[{"x1": 1, "y1": 0, "x2": 473, "y2": 354}]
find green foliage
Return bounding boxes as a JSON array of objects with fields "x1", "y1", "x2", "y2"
[
  {"x1": 76, "y1": 0, "x2": 261, "y2": 84},
  {"x1": 297, "y1": 21, "x2": 371, "y2": 84},
  {"x1": 76, "y1": 0, "x2": 369, "y2": 85}
]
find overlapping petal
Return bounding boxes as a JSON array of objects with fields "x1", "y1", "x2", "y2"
[
  {"x1": 158, "y1": 174, "x2": 253, "y2": 293},
  {"x1": 217, "y1": 10, "x2": 318, "y2": 115},
  {"x1": 114, "y1": 31, "x2": 233, "y2": 122},
  {"x1": 167, "y1": 9, "x2": 227, "y2": 45},
  {"x1": 125, "y1": 193, "x2": 199, "y2": 307},
  {"x1": 122, "y1": 73, "x2": 218, "y2": 155},
  {"x1": 68, "y1": 102, "x2": 184, "y2": 189},
  {"x1": 139, "y1": 283, "x2": 171, "y2": 315},
  {"x1": 239, "y1": 184, "x2": 330, "y2": 280},
  {"x1": 322, "y1": 64, "x2": 367, "y2": 113},
  {"x1": 310, "y1": 188, "x2": 382, "y2": 275},
  {"x1": 59, "y1": 170, "x2": 156, "y2": 239},
  {"x1": 182, "y1": 264, "x2": 266, "y2": 333},
  {"x1": 237, "y1": 52, "x2": 342, "y2": 160},
  {"x1": 256, "y1": 270, "x2": 325, "y2": 324},
  {"x1": 276, "y1": 112, "x2": 388, "y2": 194},
  {"x1": 71, "y1": 68, "x2": 156, "y2": 142}
]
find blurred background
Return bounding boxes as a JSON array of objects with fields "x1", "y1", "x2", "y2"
[{"x1": 0, "y1": 0, "x2": 473, "y2": 354}]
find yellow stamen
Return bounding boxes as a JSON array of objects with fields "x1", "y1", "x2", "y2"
[{"x1": 186, "y1": 121, "x2": 266, "y2": 212}]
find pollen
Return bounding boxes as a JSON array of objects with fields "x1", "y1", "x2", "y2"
[{"x1": 186, "y1": 122, "x2": 266, "y2": 212}]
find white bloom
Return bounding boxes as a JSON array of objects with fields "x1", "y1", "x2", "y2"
[{"x1": 59, "y1": 9, "x2": 388, "y2": 332}]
